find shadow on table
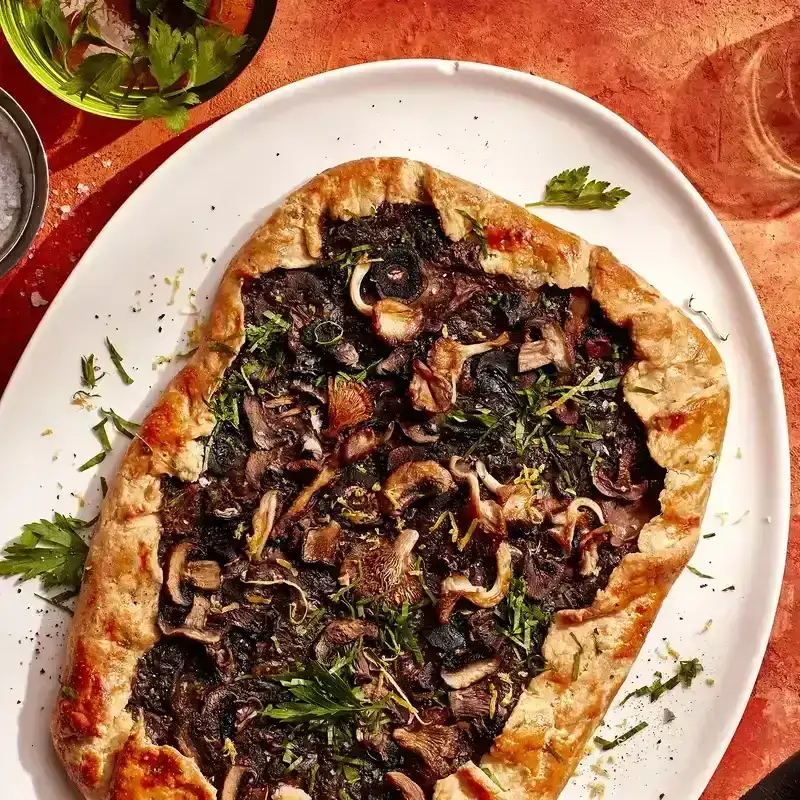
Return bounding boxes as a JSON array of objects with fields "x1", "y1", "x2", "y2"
[
  {"x1": 0, "y1": 119, "x2": 214, "y2": 393},
  {"x1": 667, "y1": 17, "x2": 800, "y2": 221}
]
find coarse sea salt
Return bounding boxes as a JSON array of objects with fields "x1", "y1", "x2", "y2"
[{"x1": 0, "y1": 132, "x2": 22, "y2": 251}]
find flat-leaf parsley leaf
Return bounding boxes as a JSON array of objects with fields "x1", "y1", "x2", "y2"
[{"x1": 527, "y1": 166, "x2": 630, "y2": 210}]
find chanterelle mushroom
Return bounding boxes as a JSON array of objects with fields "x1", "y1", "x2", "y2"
[
  {"x1": 325, "y1": 377, "x2": 373, "y2": 438},
  {"x1": 381, "y1": 460, "x2": 454, "y2": 516},
  {"x1": 438, "y1": 541, "x2": 512, "y2": 623},
  {"x1": 302, "y1": 521, "x2": 341, "y2": 564},
  {"x1": 449, "y1": 458, "x2": 507, "y2": 544},
  {"x1": 340, "y1": 529, "x2": 423, "y2": 605},
  {"x1": 315, "y1": 618, "x2": 379, "y2": 662},
  {"x1": 548, "y1": 497, "x2": 605, "y2": 551},
  {"x1": 248, "y1": 490, "x2": 280, "y2": 561},
  {"x1": 476, "y1": 460, "x2": 545, "y2": 525},
  {"x1": 409, "y1": 332, "x2": 510, "y2": 414},
  {"x1": 392, "y1": 722, "x2": 467, "y2": 778}
]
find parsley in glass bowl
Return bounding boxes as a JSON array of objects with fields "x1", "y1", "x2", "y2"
[{"x1": 0, "y1": 0, "x2": 276, "y2": 131}]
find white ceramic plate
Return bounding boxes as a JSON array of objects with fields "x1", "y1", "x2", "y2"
[{"x1": 0, "y1": 61, "x2": 789, "y2": 800}]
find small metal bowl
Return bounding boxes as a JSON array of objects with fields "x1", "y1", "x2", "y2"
[{"x1": 0, "y1": 88, "x2": 47, "y2": 277}]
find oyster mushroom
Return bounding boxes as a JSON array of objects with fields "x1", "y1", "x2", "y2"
[
  {"x1": 165, "y1": 541, "x2": 221, "y2": 600},
  {"x1": 159, "y1": 595, "x2": 225, "y2": 644},
  {"x1": 547, "y1": 497, "x2": 605, "y2": 551},
  {"x1": 409, "y1": 332, "x2": 511, "y2": 414},
  {"x1": 372, "y1": 299, "x2": 425, "y2": 345},
  {"x1": 340, "y1": 529, "x2": 423, "y2": 605},
  {"x1": 248, "y1": 490, "x2": 280, "y2": 561},
  {"x1": 381, "y1": 460, "x2": 454, "y2": 516},
  {"x1": 475, "y1": 460, "x2": 545, "y2": 525},
  {"x1": 325, "y1": 377, "x2": 373, "y2": 438},
  {"x1": 449, "y1": 458, "x2": 507, "y2": 544},
  {"x1": 386, "y1": 772, "x2": 426, "y2": 800},
  {"x1": 392, "y1": 723, "x2": 467, "y2": 778},
  {"x1": 438, "y1": 541, "x2": 512, "y2": 623},
  {"x1": 441, "y1": 656, "x2": 501, "y2": 689},
  {"x1": 302, "y1": 521, "x2": 341, "y2": 564}
]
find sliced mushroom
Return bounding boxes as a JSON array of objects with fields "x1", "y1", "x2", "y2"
[
  {"x1": 166, "y1": 541, "x2": 195, "y2": 606},
  {"x1": 221, "y1": 766, "x2": 252, "y2": 800},
  {"x1": 184, "y1": 560, "x2": 222, "y2": 591},
  {"x1": 338, "y1": 422, "x2": 393, "y2": 465},
  {"x1": 409, "y1": 332, "x2": 510, "y2": 414},
  {"x1": 325, "y1": 377, "x2": 373, "y2": 438},
  {"x1": 245, "y1": 451, "x2": 274, "y2": 488},
  {"x1": 377, "y1": 345, "x2": 413, "y2": 376},
  {"x1": 578, "y1": 524, "x2": 613, "y2": 577},
  {"x1": 398, "y1": 420, "x2": 440, "y2": 444},
  {"x1": 174, "y1": 721, "x2": 203, "y2": 762},
  {"x1": 518, "y1": 339, "x2": 555, "y2": 372},
  {"x1": 475, "y1": 460, "x2": 545, "y2": 525},
  {"x1": 438, "y1": 541, "x2": 512, "y2": 623},
  {"x1": 284, "y1": 464, "x2": 339, "y2": 519},
  {"x1": 449, "y1": 684, "x2": 493, "y2": 720},
  {"x1": 441, "y1": 656, "x2": 501, "y2": 689},
  {"x1": 349, "y1": 259, "x2": 374, "y2": 315},
  {"x1": 450, "y1": 458, "x2": 507, "y2": 544},
  {"x1": 340, "y1": 529, "x2": 423, "y2": 605},
  {"x1": 592, "y1": 465, "x2": 648, "y2": 501},
  {"x1": 381, "y1": 460, "x2": 454, "y2": 516},
  {"x1": 564, "y1": 288, "x2": 590, "y2": 363},
  {"x1": 247, "y1": 490, "x2": 280, "y2": 561},
  {"x1": 159, "y1": 595, "x2": 225, "y2": 643},
  {"x1": 315, "y1": 618, "x2": 379, "y2": 662},
  {"x1": 392, "y1": 723, "x2": 466, "y2": 778},
  {"x1": 243, "y1": 395, "x2": 277, "y2": 450},
  {"x1": 372, "y1": 299, "x2": 425, "y2": 345},
  {"x1": 386, "y1": 771, "x2": 426, "y2": 800},
  {"x1": 373, "y1": 246, "x2": 423, "y2": 301},
  {"x1": 302, "y1": 521, "x2": 341, "y2": 564},
  {"x1": 547, "y1": 497, "x2": 605, "y2": 551}
]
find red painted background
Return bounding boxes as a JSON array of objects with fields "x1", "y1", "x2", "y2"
[{"x1": 1, "y1": 1, "x2": 799, "y2": 796}]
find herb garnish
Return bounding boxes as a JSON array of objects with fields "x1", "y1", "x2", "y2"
[
  {"x1": 619, "y1": 658, "x2": 703, "y2": 705},
  {"x1": 687, "y1": 565, "x2": 714, "y2": 580},
  {"x1": 594, "y1": 721, "x2": 648, "y2": 750},
  {"x1": 376, "y1": 601, "x2": 424, "y2": 664},
  {"x1": 527, "y1": 167, "x2": 631, "y2": 211},
  {"x1": 261, "y1": 662, "x2": 387, "y2": 725},
  {"x1": 0, "y1": 512, "x2": 91, "y2": 593},
  {"x1": 100, "y1": 408, "x2": 140, "y2": 438},
  {"x1": 457, "y1": 210, "x2": 488, "y2": 256},
  {"x1": 24, "y1": 1, "x2": 248, "y2": 132},
  {"x1": 105, "y1": 338, "x2": 134, "y2": 385},
  {"x1": 496, "y1": 577, "x2": 550, "y2": 658},
  {"x1": 686, "y1": 296, "x2": 729, "y2": 342},
  {"x1": 80, "y1": 354, "x2": 104, "y2": 390},
  {"x1": 78, "y1": 417, "x2": 113, "y2": 472}
]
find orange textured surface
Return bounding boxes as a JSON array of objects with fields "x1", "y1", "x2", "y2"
[{"x1": 1, "y1": 1, "x2": 799, "y2": 797}]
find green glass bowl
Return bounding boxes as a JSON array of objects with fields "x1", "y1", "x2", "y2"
[{"x1": 0, "y1": 0, "x2": 277, "y2": 120}]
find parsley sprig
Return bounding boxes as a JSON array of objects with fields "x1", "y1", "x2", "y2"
[
  {"x1": 527, "y1": 166, "x2": 630, "y2": 210},
  {"x1": 0, "y1": 513, "x2": 91, "y2": 593},
  {"x1": 23, "y1": 0, "x2": 248, "y2": 132}
]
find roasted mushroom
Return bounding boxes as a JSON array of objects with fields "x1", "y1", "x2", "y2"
[
  {"x1": 372, "y1": 299, "x2": 425, "y2": 345},
  {"x1": 578, "y1": 524, "x2": 613, "y2": 577},
  {"x1": 165, "y1": 542, "x2": 195, "y2": 606},
  {"x1": 336, "y1": 485, "x2": 382, "y2": 525},
  {"x1": 315, "y1": 618, "x2": 379, "y2": 662},
  {"x1": 441, "y1": 656, "x2": 501, "y2": 689},
  {"x1": 547, "y1": 497, "x2": 605, "y2": 551},
  {"x1": 475, "y1": 460, "x2": 545, "y2": 525},
  {"x1": 221, "y1": 766, "x2": 253, "y2": 800},
  {"x1": 409, "y1": 332, "x2": 510, "y2": 413},
  {"x1": 398, "y1": 419, "x2": 440, "y2": 444},
  {"x1": 248, "y1": 490, "x2": 279, "y2": 561},
  {"x1": 338, "y1": 423, "x2": 393, "y2": 465},
  {"x1": 159, "y1": 595, "x2": 224, "y2": 644},
  {"x1": 449, "y1": 684, "x2": 493, "y2": 720},
  {"x1": 325, "y1": 377, "x2": 373, "y2": 438},
  {"x1": 349, "y1": 258, "x2": 375, "y2": 315},
  {"x1": 302, "y1": 521, "x2": 341, "y2": 565},
  {"x1": 183, "y1": 560, "x2": 222, "y2": 591},
  {"x1": 386, "y1": 771, "x2": 426, "y2": 800},
  {"x1": 373, "y1": 246, "x2": 423, "y2": 301},
  {"x1": 392, "y1": 722, "x2": 467, "y2": 778},
  {"x1": 340, "y1": 529, "x2": 423, "y2": 605},
  {"x1": 449, "y1": 458, "x2": 507, "y2": 544},
  {"x1": 381, "y1": 459, "x2": 455, "y2": 516},
  {"x1": 272, "y1": 787, "x2": 312, "y2": 800},
  {"x1": 438, "y1": 541, "x2": 512, "y2": 623}
]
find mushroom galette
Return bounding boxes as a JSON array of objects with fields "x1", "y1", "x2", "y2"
[{"x1": 53, "y1": 160, "x2": 728, "y2": 800}]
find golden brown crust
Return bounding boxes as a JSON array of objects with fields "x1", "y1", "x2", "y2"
[{"x1": 52, "y1": 158, "x2": 728, "y2": 800}]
